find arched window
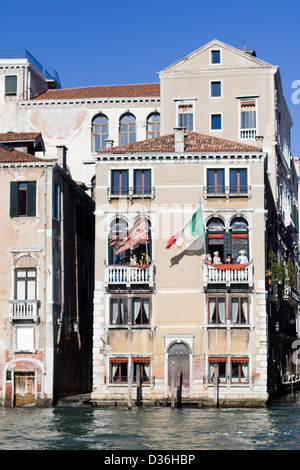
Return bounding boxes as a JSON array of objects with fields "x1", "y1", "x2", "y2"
[
  {"x1": 119, "y1": 113, "x2": 136, "y2": 145},
  {"x1": 92, "y1": 114, "x2": 108, "y2": 151},
  {"x1": 130, "y1": 217, "x2": 152, "y2": 265},
  {"x1": 146, "y1": 112, "x2": 160, "y2": 139},
  {"x1": 230, "y1": 217, "x2": 249, "y2": 263},
  {"x1": 108, "y1": 218, "x2": 129, "y2": 265},
  {"x1": 206, "y1": 218, "x2": 225, "y2": 263}
]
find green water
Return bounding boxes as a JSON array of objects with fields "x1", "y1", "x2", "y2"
[{"x1": 0, "y1": 391, "x2": 299, "y2": 450}]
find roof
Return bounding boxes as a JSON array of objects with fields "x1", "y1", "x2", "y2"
[
  {"x1": 0, "y1": 132, "x2": 42, "y2": 142},
  {"x1": 0, "y1": 144, "x2": 51, "y2": 163},
  {"x1": 33, "y1": 83, "x2": 160, "y2": 101},
  {"x1": 96, "y1": 131, "x2": 263, "y2": 155}
]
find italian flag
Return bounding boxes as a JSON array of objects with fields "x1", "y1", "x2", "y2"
[{"x1": 166, "y1": 205, "x2": 205, "y2": 249}]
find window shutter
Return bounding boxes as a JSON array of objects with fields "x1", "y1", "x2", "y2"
[
  {"x1": 27, "y1": 182, "x2": 36, "y2": 217},
  {"x1": 10, "y1": 181, "x2": 18, "y2": 217},
  {"x1": 223, "y1": 232, "x2": 232, "y2": 257}
]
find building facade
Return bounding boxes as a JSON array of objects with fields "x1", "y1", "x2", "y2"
[
  {"x1": 0, "y1": 40, "x2": 298, "y2": 405},
  {"x1": 0, "y1": 137, "x2": 94, "y2": 406},
  {"x1": 90, "y1": 129, "x2": 273, "y2": 406}
]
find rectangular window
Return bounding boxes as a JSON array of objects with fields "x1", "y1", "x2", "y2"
[
  {"x1": 231, "y1": 358, "x2": 249, "y2": 383},
  {"x1": 231, "y1": 297, "x2": 248, "y2": 324},
  {"x1": 230, "y1": 169, "x2": 248, "y2": 194},
  {"x1": 211, "y1": 50, "x2": 221, "y2": 64},
  {"x1": 211, "y1": 81, "x2": 221, "y2": 97},
  {"x1": 207, "y1": 169, "x2": 225, "y2": 194},
  {"x1": 178, "y1": 103, "x2": 194, "y2": 130},
  {"x1": 110, "y1": 358, "x2": 128, "y2": 383},
  {"x1": 111, "y1": 170, "x2": 128, "y2": 195},
  {"x1": 132, "y1": 298, "x2": 150, "y2": 325},
  {"x1": 208, "y1": 297, "x2": 226, "y2": 324},
  {"x1": 15, "y1": 269, "x2": 36, "y2": 300},
  {"x1": 133, "y1": 358, "x2": 150, "y2": 383},
  {"x1": 53, "y1": 184, "x2": 61, "y2": 220},
  {"x1": 134, "y1": 169, "x2": 151, "y2": 195},
  {"x1": 5, "y1": 75, "x2": 17, "y2": 100},
  {"x1": 211, "y1": 114, "x2": 222, "y2": 130},
  {"x1": 208, "y1": 359, "x2": 227, "y2": 383},
  {"x1": 110, "y1": 297, "x2": 150, "y2": 325},
  {"x1": 110, "y1": 298, "x2": 130, "y2": 325},
  {"x1": 10, "y1": 181, "x2": 36, "y2": 218},
  {"x1": 240, "y1": 100, "x2": 256, "y2": 139}
]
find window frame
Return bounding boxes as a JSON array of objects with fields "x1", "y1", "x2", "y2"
[
  {"x1": 207, "y1": 169, "x2": 225, "y2": 194},
  {"x1": 119, "y1": 113, "x2": 136, "y2": 145},
  {"x1": 10, "y1": 181, "x2": 37, "y2": 218},
  {"x1": 146, "y1": 112, "x2": 160, "y2": 139},
  {"x1": 111, "y1": 169, "x2": 129, "y2": 195},
  {"x1": 176, "y1": 101, "x2": 194, "y2": 131},
  {"x1": 92, "y1": 114, "x2": 109, "y2": 151},
  {"x1": 210, "y1": 80, "x2": 222, "y2": 98},
  {"x1": 208, "y1": 296, "x2": 226, "y2": 324},
  {"x1": 230, "y1": 296, "x2": 249, "y2": 324},
  {"x1": 15, "y1": 268, "x2": 37, "y2": 301},
  {"x1": 230, "y1": 169, "x2": 248, "y2": 194},
  {"x1": 133, "y1": 169, "x2": 151, "y2": 195},
  {"x1": 210, "y1": 49, "x2": 221, "y2": 65},
  {"x1": 5, "y1": 75, "x2": 17, "y2": 100},
  {"x1": 230, "y1": 358, "x2": 249, "y2": 384},
  {"x1": 109, "y1": 358, "x2": 128, "y2": 383},
  {"x1": 110, "y1": 296, "x2": 151, "y2": 326},
  {"x1": 211, "y1": 113, "x2": 222, "y2": 131},
  {"x1": 239, "y1": 99, "x2": 257, "y2": 139}
]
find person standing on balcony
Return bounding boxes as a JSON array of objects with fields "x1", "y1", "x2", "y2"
[
  {"x1": 213, "y1": 251, "x2": 222, "y2": 264},
  {"x1": 236, "y1": 250, "x2": 248, "y2": 264}
]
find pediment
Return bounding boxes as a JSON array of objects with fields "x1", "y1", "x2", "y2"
[{"x1": 159, "y1": 39, "x2": 274, "y2": 75}]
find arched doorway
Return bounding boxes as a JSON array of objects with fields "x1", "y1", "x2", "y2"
[{"x1": 168, "y1": 342, "x2": 190, "y2": 397}]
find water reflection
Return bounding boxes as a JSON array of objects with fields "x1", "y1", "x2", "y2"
[{"x1": 0, "y1": 392, "x2": 299, "y2": 450}]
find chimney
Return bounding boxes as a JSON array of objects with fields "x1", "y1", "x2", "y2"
[
  {"x1": 105, "y1": 139, "x2": 114, "y2": 148},
  {"x1": 255, "y1": 136, "x2": 263, "y2": 149},
  {"x1": 174, "y1": 127, "x2": 185, "y2": 153},
  {"x1": 57, "y1": 145, "x2": 67, "y2": 170}
]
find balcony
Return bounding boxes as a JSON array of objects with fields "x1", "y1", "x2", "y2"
[
  {"x1": 203, "y1": 263, "x2": 253, "y2": 287},
  {"x1": 104, "y1": 264, "x2": 154, "y2": 289},
  {"x1": 204, "y1": 186, "x2": 251, "y2": 199},
  {"x1": 107, "y1": 187, "x2": 155, "y2": 201},
  {"x1": 8, "y1": 300, "x2": 39, "y2": 323}
]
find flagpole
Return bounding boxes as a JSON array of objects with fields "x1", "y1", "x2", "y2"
[{"x1": 142, "y1": 195, "x2": 149, "y2": 263}]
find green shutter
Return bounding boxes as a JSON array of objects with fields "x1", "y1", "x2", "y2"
[
  {"x1": 223, "y1": 232, "x2": 232, "y2": 258},
  {"x1": 27, "y1": 182, "x2": 36, "y2": 217},
  {"x1": 10, "y1": 181, "x2": 18, "y2": 218}
]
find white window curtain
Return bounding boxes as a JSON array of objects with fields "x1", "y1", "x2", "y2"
[
  {"x1": 209, "y1": 299, "x2": 216, "y2": 323},
  {"x1": 133, "y1": 299, "x2": 140, "y2": 324},
  {"x1": 111, "y1": 300, "x2": 118, "y2": 324},
  {"x1": 232, "y1": 298, "x2": 239, "y2": 323},
  {"x1": 241, "y1": 298, "x2": 248, "y2": 323},
  {"x1": 111, "y1": 363, "x2": 118, "y2": 381},
  {"x1": 218, "y1": 298, "x2": 225, "y2": 324},
  {"x1": 143, "y1": 299, "x2": 150, "y2": 322}
]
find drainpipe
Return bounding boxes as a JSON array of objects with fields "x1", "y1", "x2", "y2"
[{"x1": 43, "y1": 166, "x2": 48, "y2": 402}]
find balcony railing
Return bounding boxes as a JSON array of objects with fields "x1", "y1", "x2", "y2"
[
  {"x1": 107, "y1": 187, "x2": 155, "y2": 200},
  {"x1": 204, "y1": 186, "x2": 251, "y2": 199},
  {"x1": 240, "y1": 129, "x2": 257, "y2": 140},
  {"x1": 8, "y1": 300, "x2": 39, "y2": 323},
  {"x1": 104, "y1": 264, "x2": 154, "y2": 288},
  {"x1": 203, "y1": 263, "x2": 253, "y2": 287}
]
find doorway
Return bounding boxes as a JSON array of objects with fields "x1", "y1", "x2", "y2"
[
  {"x1": 168, "y1": 343, "x2": 190, "y2": 397},
  {"x1": 14, "y1": 372, "x2": 35, "y2": 406}
]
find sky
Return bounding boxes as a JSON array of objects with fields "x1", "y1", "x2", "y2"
[{"x1": 2, "y1": 0, "x2": 300, "y2": 155}]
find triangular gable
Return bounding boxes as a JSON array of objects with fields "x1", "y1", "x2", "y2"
[{"x1": 159, "y1": 39, "x2": 274, "y2": 74}]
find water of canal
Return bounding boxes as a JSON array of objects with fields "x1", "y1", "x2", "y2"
[{"x1": 0, "y1": 391, "x2": 299, "y2": 451}]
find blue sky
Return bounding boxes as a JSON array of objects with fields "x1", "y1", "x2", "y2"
[{"x1": 2, "y1": 0, "x2": 300, "y2": 155}]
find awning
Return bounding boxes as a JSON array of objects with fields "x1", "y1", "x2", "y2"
[
  {"x1": 208, "y1": 357, "x2": 227, "y2": 363},
  {"x1": 231, "y1": 357, "x2": 249, "y2": 363},
  {"x1": 132, "y1": 357, "x2": 150, "y2": 363},
  {"x1": 110, "y1": 357, "x2": 128, "y2": 363}
]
